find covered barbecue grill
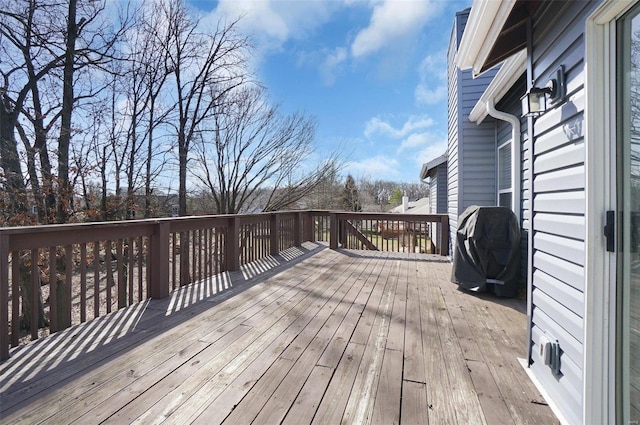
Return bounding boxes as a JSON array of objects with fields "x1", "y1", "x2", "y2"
[{"x1": 451, "y1": 205, "x2": 521, "y2": 297}]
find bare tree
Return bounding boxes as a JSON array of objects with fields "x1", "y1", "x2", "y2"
[
  {"x1": 0, "y1": 0, "x2": 129, "y2": 332},
  {"x1": 192, "y1": 86, "x2": 342, "y2": 214},
  {"x1": 0, "y1": 0, "x2": 128, "y2": 224},
  {"x1": 154, "y1": 0, "x2": 250, "y2": 216}
]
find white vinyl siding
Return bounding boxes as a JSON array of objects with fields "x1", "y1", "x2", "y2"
[{"x1": 526, "y1": 2, "x2": 598, "y2": 424}]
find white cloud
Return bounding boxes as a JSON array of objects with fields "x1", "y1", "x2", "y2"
[
  {"x1": 345, "y1": 155, "x2": 401, "y2": 178},
  {"x1": 397, "y1": 131, "x2": 436, "y2": 152},
  {"x1": 416, "y1": 139, "x2": 448, "y2": 168},
  {"x1": 351, "y1": 0, "x2": 441, "y2": 58},
  {"x1": 364, "y1": 115, "x2": 434, "y2": 139},
  {"x1": 320, "y1": 47, "x2": 348, "y2": 86},
  {"x1": 415, "y1": 50, "x2": 447, "y2": 105},
  {"x1": 210, "y1": 0, "x2": 337, "y2": 56},
  {"x1": 415, "y1": 85, "x2": 447, "y2": 105}
]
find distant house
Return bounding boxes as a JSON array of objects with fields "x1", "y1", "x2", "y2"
[
  {"x1": 419, "y1": 154, "x2": 447, "y2": 249},
  {"x1": 424, "y1": 1, "x2": 640, "y2": 424},
  {"x1": 387, "y1": 196, "x2": 431, "y2": 215}
]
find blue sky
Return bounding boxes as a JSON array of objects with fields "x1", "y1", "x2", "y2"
[{"x1": 192, "y1": 0, "x2": 471, "y2": 183}]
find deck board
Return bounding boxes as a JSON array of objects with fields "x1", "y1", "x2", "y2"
[{"x1": 0, "y1": 243, "x2": 558, "y2": 424}]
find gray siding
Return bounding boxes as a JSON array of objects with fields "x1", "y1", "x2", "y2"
[
  {"x1": 527, "y1": 2, "x2": 596, "y2": 424},
  {"x1": 428, "y1": 162, "x2": 448, "y2": 249},
  {"x1": 447, "y1": 14, "x2": 461, "y2": 256},
  {"x1": 448, "y1": 9, "x2": 499, "y2": 256},
  {"x1": 428, "y1": 164, "x2": 448, "y2": 215},
  {"x1": 496, "y1": 75, "x2": 528, "y2": 288}
]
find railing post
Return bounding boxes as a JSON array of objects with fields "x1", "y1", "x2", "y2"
[
  {"x1": 149, "y1": 221, "x2": 169, "y2": 299},
  {"x1": 330, "y1": 213, "x2": 338, "y2": 249},
  {"x1": 270, "y1": 213, "x2": 280, "y2": 257},
  {"x1": 226, "y1": 216, "x2": 240, "y2": 271},
  {"x1": 441, "y1": 214, "x2": 450, "y2": 257},
  {"x1": 294, "y1": 211, "x2": 302, "y2": 246},
  {"x1": 0, "y1": 233, "x2": 9, "y2": 360},
  {"x1": 305, "y1": 212, "x2": 315, "y2": 242}
]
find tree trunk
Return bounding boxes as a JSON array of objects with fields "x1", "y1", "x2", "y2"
[
  {"x1": 18, "y1": 254, "x2": 49, "y2": 332},
  {"x1": 0, "y1": 105, "x2": 28, "y2": 221},
  {"x1": 57, "y1": 0, "x2": 78, "y2": 224}
]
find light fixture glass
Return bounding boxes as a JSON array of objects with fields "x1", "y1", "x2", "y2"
[
  {"x1": 521, "y1": 65, "x2": 566, "y2": 118},
  {"x1": 521, "y1": 86, "x2": 551, "y2": 117}
]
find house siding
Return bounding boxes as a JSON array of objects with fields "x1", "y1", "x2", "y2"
[
  {"x1": 527, "y1": 2, "x2": 597, "y2": 424},
  {"x1": 428, "y1": 162, "x2": 448, "y2": 249},
  {"x1": 447, "y1": 14, "x2": 461, "y2": 256},
  {"x1": 448, "y1": 9, "x2": 499, "y2": 256},
  {"x1": 495, "y1": 75, "x2": 529, "y2": 287}
]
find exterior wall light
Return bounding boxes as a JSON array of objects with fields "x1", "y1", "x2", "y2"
[{"x1": 521, "y1": 65, "x2": 565, "y2": 118}]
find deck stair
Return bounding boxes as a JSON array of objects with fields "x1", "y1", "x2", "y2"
[{"x1": 344, "y1": 220, "x2": 378, "y2": 250}]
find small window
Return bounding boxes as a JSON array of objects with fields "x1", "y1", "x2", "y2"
[{"x1": 498, "y1": 141, "x2": 512, "y2": 208}]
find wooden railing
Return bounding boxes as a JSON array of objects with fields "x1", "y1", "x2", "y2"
[
  {"x1": 0, "y1": 210, "x2": 448, "y2": 360},
  {"x1": 309, "y1": 212, "x2": 449, "y2": 256}
]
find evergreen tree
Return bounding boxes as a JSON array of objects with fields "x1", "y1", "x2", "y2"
[
  {"x1": 389, "y1": 187, "x2": 404, "y2": 207},
  {"x1": 342, "y1": 174, "x2": 362, "y2": 211}
]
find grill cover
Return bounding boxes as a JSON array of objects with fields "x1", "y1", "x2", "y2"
[{"x1": 451, "y1": 206, "x2": 521, "y2": 297}]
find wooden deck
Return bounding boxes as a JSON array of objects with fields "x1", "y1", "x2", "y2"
[{"x1": 0, "y1": 243, "x2": 557, "y2": 424}]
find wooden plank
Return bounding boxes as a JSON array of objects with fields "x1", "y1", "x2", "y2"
[
  {"x1": 1, "y1": 248, "x2": 336, "y2": 412},
  {"x1": 4, "y1": 325, "x2": 211, "y2": 424},
  {"x1": 371, "y1": 348, "x2": 403, "y2": 425},
  {"x1": 279, "y1": 253, "x2": 373, "y2": 361},
  {"x1": 311, "y1": 342, "x2": 365, "y2": 425},
  {"x1": 403, "y1": 262, "x2": 426, "y2": 383},
  {"x1": 425, "y1": 262, "x2": 486, "y2": 425},
  {"x1": 465, "y1": 358, "x2": 515, "y2": 425},
  {"x1": 0, "y1": 249, "x2": 558, "y2": 425},
  {"x1": 350, "y1": 252, "x2": 392, "y2": 345},
  {"x1": 72, "y1": 325, "x2": 253, "y2": 424},
  {"x1": 418, "y1": 261, "x2": 459, "y2": 425},
  {"x1": 386, "y1": 260, "x2": 407, "y2": 352},
  {"x1": 253, "y1": 262, "x2": 371, "y2": 425},
  {"x1": 436, "y1": 263, "x2": 514, "y2": 424},
  {"x1": 137, "y1": 253, "x2": 355, "y2": 424},
  {"x1": 195, "y1": 357, "x2": 295, "y2": 424},
  {"x1": 441, "y1": 267, "x2": 557, "y2": 424},
  {"x1": 341, "y1": 258, "x2": 398, "y2": 424},
  {"x1": 402, "y1": 380, "x2": 429, "y2": 425},
  {"x1": 281, "y1": 365, "x2": 333, "y2": 425}
]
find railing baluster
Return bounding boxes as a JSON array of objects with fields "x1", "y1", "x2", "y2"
[
  {"x1": 49, "y1": 247, "x2": 57, "y2": 333},
  {"x1": 105, "y1": 240, "x2": 112, "y2": 314},
  {"x1": 94, "y1": 242, "x2": 100, "y2": 319},
  {"x1": 137, "y1": 237, "x2": 143, "y2": 303},
  {"x1": 64, "y1": 245, "x2": 72, "y2": 329},
  {"x1": 171, "y1": 233, "x2": 176, "y2": 290},
  {"x1": 30, "y1": 249, "x2": 38, "y2": 340},
  {"x1": 10, "y1": 250, "x2": 19, "y2": 348},
  {"x1": 80, "y1": 243, "x2": 87, "y2": 323},
  {"x1": 117, "y1": 239, "x2": 125, "y2": 309},
  {"x1": 0, "y1": 211, "x2": 449, "y2": 353},
  {"x1": 0, "y1": 237, "x2": 7, "y2": 359},
  {"x1": 128, "y1": 237, "x2": 134, "y2": 306}
]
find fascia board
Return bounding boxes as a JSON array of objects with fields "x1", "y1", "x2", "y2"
[
  {"x1": 469, "y1": 49, "x2": 527, "y2": 124},
  {"x1": 456, "y1": 0, "x2": 517, "y2": 76}
]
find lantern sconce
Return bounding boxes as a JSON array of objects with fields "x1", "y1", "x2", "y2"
[{"x1": 521, "y1": 65, "x2": 565, "y2": 118}]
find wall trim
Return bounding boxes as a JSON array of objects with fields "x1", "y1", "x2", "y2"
[{"x1": 584, "y1": 1, "x2": 636, "y2": 423}]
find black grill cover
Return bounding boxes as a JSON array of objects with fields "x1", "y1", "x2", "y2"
[{"x1": 451, "y1": 206, "x2": 521, "y2": 297}]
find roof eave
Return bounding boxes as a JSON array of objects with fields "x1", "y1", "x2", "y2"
[
  {"x1": 455, "y1": 0, "x2": 518, "y2": 77},
  {"x1": 468, "y1": 49, "x2": 527, "y2": 124},
  {"x1": 420, "y1": 154, "x2": 447, "y2": 180}
]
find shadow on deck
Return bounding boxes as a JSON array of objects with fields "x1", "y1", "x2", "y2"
[{"x1": 0, "y1": 242, "x2": 557, "y2": 424}]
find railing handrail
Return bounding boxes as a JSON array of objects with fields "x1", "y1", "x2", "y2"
[{"x1": 0, "y1": 209, "x2": 449, "y2": 360}]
